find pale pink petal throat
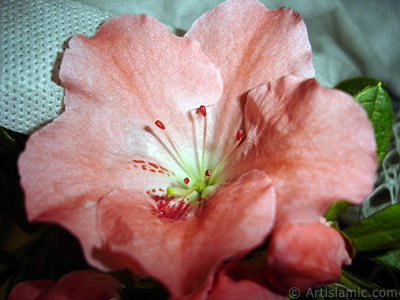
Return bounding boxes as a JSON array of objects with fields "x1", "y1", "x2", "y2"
[{"x1": 97, "y1": 170, "x2": 275, "y2": 296}]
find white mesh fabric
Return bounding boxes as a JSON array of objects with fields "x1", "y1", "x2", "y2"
[
  {"x1": 360, "y1": 112, "x2": 400, "y2": 218},
  {"x1": 0, "y1": 0, "x2": 114, "y2": 133}
]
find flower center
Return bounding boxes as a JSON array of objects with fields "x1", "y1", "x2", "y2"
[{"x1": 155, "y1": 105, "x2": 243, "y2": 202}]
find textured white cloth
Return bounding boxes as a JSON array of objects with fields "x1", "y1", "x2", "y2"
[{"x1": 0, "y1": 0, "x2": 114, "y2": 133}]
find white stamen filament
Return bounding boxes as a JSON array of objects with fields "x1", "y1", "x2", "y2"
[
  {"x1": 209, "y1": 130, "x2": 243, "y2": 184},
  {"x1": 200, "y1": 105, "x2": 207, "y2": 178},
  {"x1": 155, "y1": 120, "x2": 196, "y2": 180}
]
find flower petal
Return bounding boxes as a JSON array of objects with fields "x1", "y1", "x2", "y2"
[
  {"x1": 19, "y1": 105, "x2": 178, "y2": 269},
  {"x1": 7, "y1": 270, "x2": 120, "y2": 300},
  {"x1": 229, "y1": 76, "x2": 377, "y2": 223},
  {"x1": 60, "y1": 14, "x2": 223, "y2": 169},
  {"x1": 186, "y1": 0, "x2": 314, "y2": 154},
  {"x1": 61, "y1": 14, "x2": 222, "y2": 114},
  {"x1": 206, "y1": 259, "x2": 287, "y2": 300},
  {"x1": 170, "y1": 258, "x2": 287, "y2": 300},
  {"x1": 97, "y1": 170, "x2": 275, "y2": 296},
  {"x1": 8, "y1": 280, "x2": 55, "y2": 300},
  {"x1": 265, "y1": 221, "x2": 351, "y2": 293}
]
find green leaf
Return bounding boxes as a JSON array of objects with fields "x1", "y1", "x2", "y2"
[
  {"x1": 0, "y1": 127, "x2": 17, "y2": 145},
  {"x1": 343, "y1": 203, "x2": 400, "y2": 252},
  {"x1": 354, "y1": 83, "x2": 393, "y2": 164},
  {"x1": 324, "y1": 201, "x2": 351, "y2": 221},
  {"x1": 336, "y1": 79, "x2": 393, "y2": 164},
  {"x1": 0, "y1": 127, "x2": 23, "y2": 153},
  {"x1": 338, "y1": 270, "x2": 399, "y2": 300},
  {"x1": 365, "y1": 248, "x2": 400, "y2": 271},
  {"x1": 335, "y1": 77, "x2": 385, "y2": 96},
  {"x1": 297, "y1": 283, "x2": 354, "y2": 300},
  {"x1": 340, "y1": 270, "x2": 381, "y2": 293}
]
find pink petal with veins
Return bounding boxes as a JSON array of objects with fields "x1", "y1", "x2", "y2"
[
  {"x1": 61, "y1": 15, "x2": 222, "y2": 114},
  {"x1": 229, "y1": 76, "x2": 377, "y2": 223},
  {"x1": 60, "y1": 14, "x2": 223, "y2": 166},
  {"x1": 186, "y1": 0, "x2": 314, "y2": 154},
  {"x1": 19, "y1": 105, "x2": 180, "y2": 269},
  {"x1": 97, "y1": 170, "x2": 275, "y2": 296}
]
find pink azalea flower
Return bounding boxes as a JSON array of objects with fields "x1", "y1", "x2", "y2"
[
  {"x1": 7, "y1": 270, "x2": 120, "y2": 300},
  {"x1": 18, "y1": 0, "x2": 376, "y2": 297}
]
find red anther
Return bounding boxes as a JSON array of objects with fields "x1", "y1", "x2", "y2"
[
  {"x1": 200, "y1": 105, "x2": 207, "y2": 117},
  {"x1": 205, "y1": 169, "x2": 211, "y2": 177},
  {"x1": 183, "y1": 177, "x2": 190, "y2": 184},
  {"x1": 236, "y1": 129, "x2": 243, "y2": 141},
  {"x1": 197, "y1": 197, "x2": 202, "y2": 202},
  {"x1": 155, "y1": 120, "x2": 165, "y2": 130}
]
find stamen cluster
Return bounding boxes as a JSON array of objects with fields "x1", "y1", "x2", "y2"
[{"x1": 155, "y1": 105, "x2": 243, "y2": 200}]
